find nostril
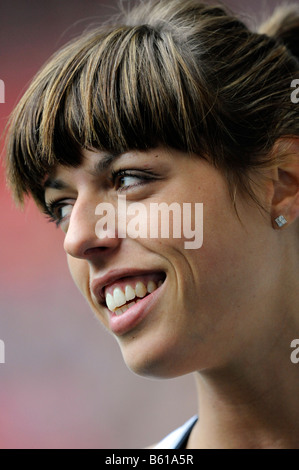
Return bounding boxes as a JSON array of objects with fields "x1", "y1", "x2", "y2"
[{"x1": 84, "y1": 245, "x2": 113, "y2": 256}]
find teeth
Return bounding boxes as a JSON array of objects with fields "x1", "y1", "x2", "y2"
[
  {"x1": 147, "y1": 280, "x2": 157, "y2": 293},
  {"x1": 115, "y1": 301, "x2": 136, "y2": 316},
  {"x1": 105, "y1": 278, "x2": 164, "y2": 313},
  {"x1": 135, "y1": 281, "x2": 147, "y2": 298},
  {"x1": 127, "y1": 301, "x2": 136, "y2": 309},
  {"x1": 113, "y1": 287, "x2": 126, "y2": 308},
  {"x1": 115, "y1": 306, "x2": 127, "y2": 316},
  {"x1": 125, "y1": 285, "x2": 135, "y2": 301},
  {"x1": 106, "y1": 293, "x2": 116, "y2": 312}
]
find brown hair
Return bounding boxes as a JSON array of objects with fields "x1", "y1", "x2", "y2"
[{"x1": 5, "y1": 0, "x2": 299, "y2": 211}]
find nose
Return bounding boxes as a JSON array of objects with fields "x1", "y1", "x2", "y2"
[{"x1": 64, "y1": 197, "x2": 120, "y2": 260}]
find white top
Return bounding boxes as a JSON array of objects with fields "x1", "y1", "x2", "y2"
[{"x1": 154, "y1": 416, "x2": 198, "y2": 449}]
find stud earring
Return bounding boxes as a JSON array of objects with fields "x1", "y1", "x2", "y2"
[{"x1": 275, "y1": 215, "x2": 287, "y2": 228}]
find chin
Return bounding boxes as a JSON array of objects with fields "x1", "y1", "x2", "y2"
[{"x1": 117, "y1": 335, "x2": 196, "y2": 379}]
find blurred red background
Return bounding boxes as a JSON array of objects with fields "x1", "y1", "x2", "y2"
[{"x1": 0, "y1": 0, "x2": 284, "y2": 448}]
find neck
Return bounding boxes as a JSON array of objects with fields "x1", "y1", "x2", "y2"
[
  {"x1": 189, "y1": 323, "x2": 299, "y2": 449},
  {"x1": 187, "y1": 260, "x2": 299, "y2": 449}
]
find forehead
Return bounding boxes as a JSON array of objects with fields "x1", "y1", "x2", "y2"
[
  {"x1": 43, "y1": 147, "x2": 192, "y2": 191},
  {"x1": 43, "y1": 150, "x2": 122, "y2": 188}
]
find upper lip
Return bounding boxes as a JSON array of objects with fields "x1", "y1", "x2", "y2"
[{"x1": 90, "y1": 268, "x2": 165, "y2": 305}]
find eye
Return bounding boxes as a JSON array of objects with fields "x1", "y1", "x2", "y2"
[
  {"x1": 60, "y1": 204, "x2": 73, "y2": 219},
  {"x1": 45, "y1": 199, "x2": 74, "y2": 227},
  {"x1": 112, "y1": 169, "x2": 157, "y2": 191},
  {"x1": 118, "y1": 174, "x2": 142, "y2": 189}
]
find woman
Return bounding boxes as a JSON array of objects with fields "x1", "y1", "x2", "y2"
[{"x1": 5, "y1": 0, "x2": 299, "y2": 448}]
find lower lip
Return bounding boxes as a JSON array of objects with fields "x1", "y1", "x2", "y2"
[{"x1": 108, "y1": 282, "x2": 165, "y2": 336}]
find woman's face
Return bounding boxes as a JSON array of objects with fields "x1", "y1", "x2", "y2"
[{"x1": 44, "y1": 147, "x2": 278, "y2": 378}]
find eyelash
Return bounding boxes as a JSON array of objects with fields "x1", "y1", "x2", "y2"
[
  {"x1": 45, "y1": 199, "x2": 71, "y2": 227},
  {"x1": 45, "y1": 169, "x2": 157, "y2": 227},
  {"x1": 111, "y1": 168, "x2": 157, "y2": 191}
]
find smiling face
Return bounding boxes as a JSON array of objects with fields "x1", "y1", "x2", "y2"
[{"x1": 44, "y1": 147, "x2": 280, "y2": 378}]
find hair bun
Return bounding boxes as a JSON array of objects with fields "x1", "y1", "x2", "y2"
[{"x1": 258, "y1": 4, "x2": 299, "y2": 60}]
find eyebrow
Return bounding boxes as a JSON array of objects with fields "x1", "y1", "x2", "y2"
[
  {"x1": 88, "y1": 152, "x2": 122, "y2": 176},
  {"x1": 44, "y1": 179, "x2": 70, "y2": 190},
  {"x1": 43, "y1": 153, "x2": 123, "y2": 190}
]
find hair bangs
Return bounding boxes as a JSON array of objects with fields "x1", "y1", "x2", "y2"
[
  {"x1": 6, "y1": 22, "x2": 210, "y2": 207},
  {"x1": 60, "y1": 24, "x2": 207, "y2": 154}
]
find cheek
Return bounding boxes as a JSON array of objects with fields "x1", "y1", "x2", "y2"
[
  {"x1": 67, "y1": 255, "x2": 90, "y2": 296},
  {"x1": 67, "y1": 255, "x2": 110, "y2": 330}
]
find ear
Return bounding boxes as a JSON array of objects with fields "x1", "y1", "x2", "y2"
[{"x1": 270, "y1": 138, "x2": 299, "y2": 229}]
